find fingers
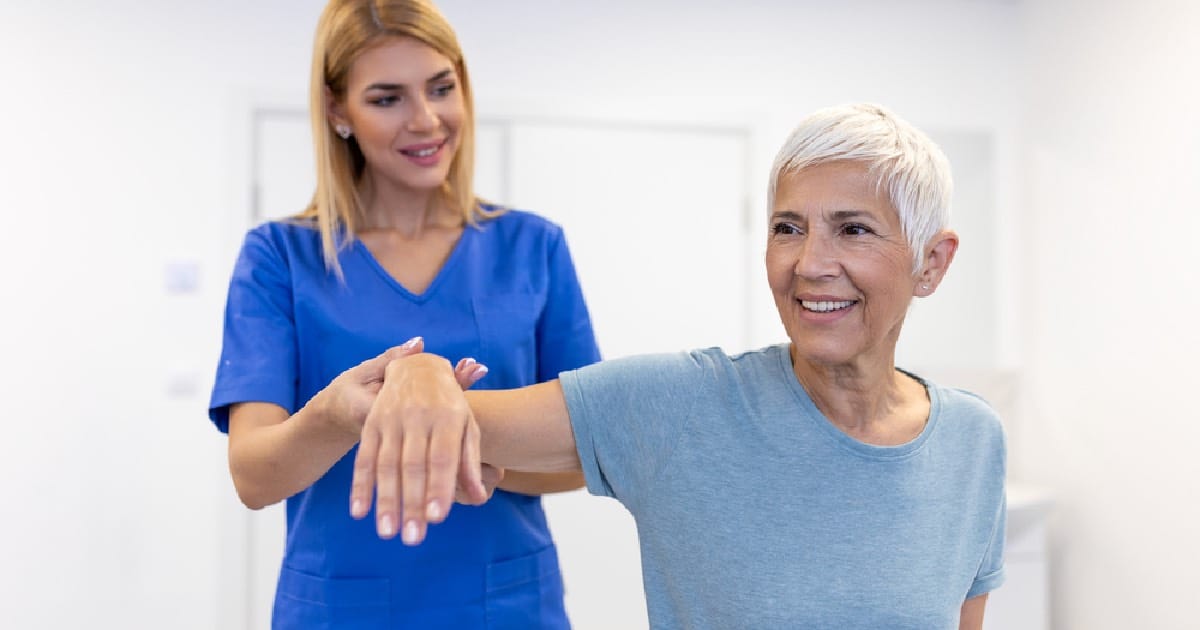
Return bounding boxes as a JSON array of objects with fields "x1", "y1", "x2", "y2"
[
  {"x1": 354, "y1": 352, "x2": 474, "y2": 545},
  {"x1": 481, "y1": 463, "x2": 505, "y2": 491},
  {"x1": 456, "y1": 464, "x2": 504, "y2": 505},
  {"x1": 353, "y1": 337, "x2": 425, "y2": 382},
  {"x1": 457, "y1": 418, "x2": 486, "y2": 503},
  {"x1": 373, "y1": 431, "x2": 404, "y2": 540},
  {"x1": 421, "y1": 422, "x2": 464, "y2": 526},
  {"x1": 453, "y1": 358, "x2": 489, "y2": 390},
  {"x1": 349, "y1": 427, "x2": 379, "y2": 520}
]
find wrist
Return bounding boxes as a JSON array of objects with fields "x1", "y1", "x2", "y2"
[{"x1": 301, "y1": 390, "x2": 361, "y2": 443}]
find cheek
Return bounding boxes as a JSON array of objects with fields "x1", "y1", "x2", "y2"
[{"x1": 763, "y1": 248, "x2": 793, "y2": 293}]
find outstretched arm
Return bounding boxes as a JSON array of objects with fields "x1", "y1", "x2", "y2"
[
  {"x1": 349, "y1": 352, "x2": 579, "y2": 544},
  {"x1": 227, "y1": 340, "x2": 489, "y2": 510}
]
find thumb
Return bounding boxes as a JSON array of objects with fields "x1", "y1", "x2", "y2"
[{"x1": 356, "y1": 337, "x2": 425, "y2": 379}]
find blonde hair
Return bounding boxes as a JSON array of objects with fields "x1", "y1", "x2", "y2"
[{"x1": 300, "y1": 0, "x2": 500, "y2": 274}]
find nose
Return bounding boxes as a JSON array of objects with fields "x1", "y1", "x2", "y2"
[
  {"x1": 792, "y1": 232, "x2": 839, "y2": 280},
  {"x1": 406, "y1": 96, "x2": 438, "y2": 132}
]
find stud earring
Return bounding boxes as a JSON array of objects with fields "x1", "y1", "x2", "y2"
[
  {"x1": 335, "y1": 124, "x2": 353, "y2": 139},
  {"x1": 921, "y1": 284, "x2": 930, "y2": 291}
]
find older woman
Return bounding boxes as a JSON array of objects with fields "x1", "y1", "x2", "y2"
[{"x1": 355, "y1": 103, "x2": 1006, "y2": 629}]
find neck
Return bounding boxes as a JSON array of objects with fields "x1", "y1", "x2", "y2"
[
  {"x1": 358, "y1": 172, "x2": 459, "y2": 237},
  {"x1": 789, "y1": 345, "x2": 925, "y2": 442}
]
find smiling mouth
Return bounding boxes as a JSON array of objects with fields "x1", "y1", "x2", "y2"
[
  {"x1": 400, "y1": 141, "x2": 444, "y2": 157},
  {"x1": 800, "y1": 299, "x2": 857, "y2": 313}
]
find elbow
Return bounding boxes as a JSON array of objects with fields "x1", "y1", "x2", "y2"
[
  {"x1": 231, "y1": 479, "x2": 275, "y2": 511},
  {"x1": 228, "y1": 460, "x2": 280, "y2": 511}
]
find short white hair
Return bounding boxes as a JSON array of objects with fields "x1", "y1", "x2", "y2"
[{"x1": 768, "y1": 103, "x2": 953, "y2": 272}]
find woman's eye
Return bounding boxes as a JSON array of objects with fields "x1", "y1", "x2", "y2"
[
  {"x1": 370, "y1": 95, "x2": 398, "y2": 106},
  {"x1": 842, "y1": 223, "x2": 872, "y2": 236},
  {"x1": 771, "y1": 222, "x2": 801, "y2": 236},
  {"x1": 432, "y1": 82, "x2": 457, "y2": 98}
]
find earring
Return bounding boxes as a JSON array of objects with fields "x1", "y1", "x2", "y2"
[
  {"x1": 921, "y1": 284, "x2": 930, "y2": 291},
  {"x1": 335, "y1": 124, "x2": 353, "y2": 139}
]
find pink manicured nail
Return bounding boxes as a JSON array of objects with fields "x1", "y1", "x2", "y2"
[
  {"x1": 351, "y1": 499, "x2": 365, "y2": 518},
  {"x1": 402, "y1": 520, "x2": 420, "y2": 545},
  {"x1": 426, "y1": 500, "x2": 442, "y2": 521},
  {"x1": 402, "y1": 336, "x2": 422, "y2": 349},
  {"x1": 378, "y1": 514, "x2": 395, "y2": 538},
  {"x1": 472, "y1": 365, "x2": 489, "y2": 379}
]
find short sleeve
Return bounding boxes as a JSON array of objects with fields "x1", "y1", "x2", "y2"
[
  {"x1": 207, "y1": 227, "x2": 299, "y2": 433},
  {"x1": 967, "y1": 485, "x2": 1007, "y2": 599},
  {"x1": 535, "y1": 227, "x2": 601, "y2": 381},
  {"x1": 558, "y1": 351, "x2": 706, "y2": 510}
]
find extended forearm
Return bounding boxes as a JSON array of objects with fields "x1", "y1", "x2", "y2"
[
  {"x1": 467, "y1": 382, "x2": 582, "y2": 473},
  {"x1": 497, "y1": 470, "x2": 586, "y2": 495}
]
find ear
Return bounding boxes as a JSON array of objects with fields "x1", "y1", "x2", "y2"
[
  {"x1": 324, "y1": 85, "x2": 349, "y2": 130},
  {"x1": 914, "y1": 229, "x2": 959, "y2": 297}
]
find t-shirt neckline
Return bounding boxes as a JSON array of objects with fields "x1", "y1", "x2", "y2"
[{"x1": 773, "y1": 344, "x2": 941, "y2": 461}]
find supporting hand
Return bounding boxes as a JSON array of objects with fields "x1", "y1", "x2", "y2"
[{"x1": 350, "y1": 352, "x2": 486, "y2": 544}]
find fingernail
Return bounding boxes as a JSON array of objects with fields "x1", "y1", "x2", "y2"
[
  {"x1": 351, "y1": 499, "x2": 364, "y2": 518},
  {"x1": 462, "y1": 357, "x2": 476, "y2": 366},
  {"x1": 426, "y1": 500, "x2": 442, "y2": 521},
  {"x1": 402, "y1": 336, "x2": 422, "y2": 349},
  {"x1": 472, "y1": 365, "x2": 489, "y2": 379},
  {"x1": 378, "y1": 514, "x2": 395, "y2": 538},
  {"x1": 402, "y1": 520, "x2": 420, "y2": 545}
]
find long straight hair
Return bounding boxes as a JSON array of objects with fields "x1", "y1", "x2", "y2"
[{"x1": 299, "y1": 0, "x2": 501, "y2": 275}]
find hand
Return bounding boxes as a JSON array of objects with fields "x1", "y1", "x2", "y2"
[
  {"x1": 305, "y1": 336, "x2": 426, "y2": 438},
  {"x1": 351, "y1": 352, "x2": 487, "y2": 544},
  {"x1": 457, "y1": 463, "x2": 505, "y2": 506}
]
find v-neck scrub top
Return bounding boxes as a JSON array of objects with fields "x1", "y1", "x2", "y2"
[{"x1": 209, "y1": 209, "x2": 601, "y2": 629}]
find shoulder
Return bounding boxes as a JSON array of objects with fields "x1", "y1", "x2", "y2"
[
  {"x1": 234, "y1": 218, "x2": 326, "y2": 278},
  {"x1": 243, "y1": 218, "x2": 322, "y2": 254},
  {"x1": 926, "y1": 381, "x2": 1008, "y2": 454},
  {"x1": 476, "y1": 207, "x2": 565, "y2": 243}
]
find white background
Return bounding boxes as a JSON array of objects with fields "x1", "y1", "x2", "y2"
[{"x1": 0, "y1": 1, "x2": 1197, "y2": 629}]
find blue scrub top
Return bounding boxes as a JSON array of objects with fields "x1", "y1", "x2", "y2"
[{"x1": 210, "y1": 209, "x2": 601, "y2": 629}]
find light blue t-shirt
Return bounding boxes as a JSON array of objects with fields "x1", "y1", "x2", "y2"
[{"x1": 560, "y1": 344, "x2": 1006, "y2": 630}]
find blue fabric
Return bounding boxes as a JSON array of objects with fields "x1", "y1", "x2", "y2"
[
  {"x1": 210, "y1": 209, "x2": 600, "y2": 629},
  {"x1": 560, "y1": 344, "x2": 1006, "y2": 630}
]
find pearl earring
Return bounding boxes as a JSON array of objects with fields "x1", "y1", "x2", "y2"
[
  {"x1": 335, "y1": 124, "x2": 352, "y2": 139},
  {"x1": 922, "y1": 284, "x2": 930, "y2": 290}
]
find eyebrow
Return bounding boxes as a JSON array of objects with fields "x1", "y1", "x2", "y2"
[
  {"x1": 364, "y1": 69, "x2": 455, "y2": 92},
  {"x1": 828, "y1": 209, "x2": 875, "y2": 221},
  {"x1": 770, "y1": 209, "x2": 878, "y2": 222}
]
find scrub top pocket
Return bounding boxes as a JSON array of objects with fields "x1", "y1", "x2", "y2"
[
  {"x1": 473, "y1": 293, "x2": 542, "y2": 388},
  {"x1": 485, "y1": 545, "x2": 570, "y2": 630},
  {"x1": 273, "y1": 566, "x2": 390, "y2": 630}
]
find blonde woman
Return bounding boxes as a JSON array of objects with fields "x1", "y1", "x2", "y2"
[{"x1": 208, "y1": 1, "x2": 598, "y2": 627}]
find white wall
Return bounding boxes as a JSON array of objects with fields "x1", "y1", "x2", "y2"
[
  {"x1": 0, "y1": 3, "x2": 319, "y2": 628},
  {"x1": 1017, "y1": 1, "x2": 1200, "y2": 629},
  {"x1": 0, "y1": 1, "x2": 1052, "y2": 628}
]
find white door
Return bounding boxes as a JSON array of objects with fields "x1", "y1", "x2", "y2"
[
  {"x1": 246, "y1": 110, "x2": 751, "y2": 630},
  {"x1": 477, "y1": 118, "x2": 750, "y2": 630}
]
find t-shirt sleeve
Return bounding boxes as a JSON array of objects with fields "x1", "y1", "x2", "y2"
[
  {"x1": 967, "y1": 478, "x2": 1007, "y2": 599},
  {"x1": 207, "y1": 227, "x2": 299, "y2": 433},
  {"x1": 558, "y1": 351, "x2": 707, "y2": 510},
  {"x1": 535, "y1": 227, "x2": 601, "y2": 382}
]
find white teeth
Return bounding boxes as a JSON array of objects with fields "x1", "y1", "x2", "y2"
[
  {"x1": 407, "y1": 146, "x2": 437, "y2": 157},
  {"x1": 800, "y1": 300, "x2": 855, "y2": 312}
]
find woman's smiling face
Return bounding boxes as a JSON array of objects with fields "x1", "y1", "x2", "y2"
[
  {"x1": 766, "y1": 160, "x2": 919, "y2": 369},
  {"x1": 330, "y1": 36, "x2": 464, "y2": 197}
]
